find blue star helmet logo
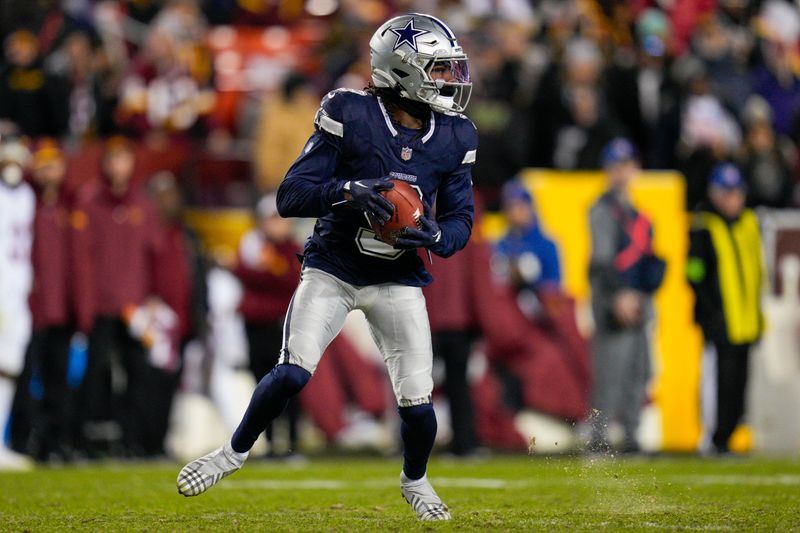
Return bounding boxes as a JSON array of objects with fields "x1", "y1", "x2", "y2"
[{"x1": 389, "y1": 20, "x2": 430, "y2": 53}]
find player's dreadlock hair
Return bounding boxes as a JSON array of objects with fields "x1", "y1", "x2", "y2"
[{"x1": 365, "y1": 82, "x2": 431, "y2": 125}]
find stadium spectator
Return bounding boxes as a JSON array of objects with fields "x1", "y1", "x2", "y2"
[
  {"x1": 588, "y1": 138, "x2": 665, "y2": 454},
  {"x1": 251, "y1": 75, "x2": 318, "y2": 193},
  {"x1": 472, "y1": 183, "x2": 590, "y2": 446},
  {"x1": 752, "y1": 0, "x2": 800, "y2": 138},
  {"x1": 737, "y1": 96, "x2": 797, "y2": 208},
  {"x1": 71, "y1": 137, "x2": 166, "y2": 458},
  {"x1": 424, "y1": 192, "x2": 588, "y2": 451},
  {"x1": 492, "y1": 180, "x2": 590, "y2": 411},
  {"x1": 472, "y1": 223, "x2": 590, "y2": 449},
  {"x1": 45, "y1": 30, "x2": 118, "y2": 140},
  {"x1": 147, "y1": 171, "x2": 205, "y2": 456},
  {"x1": 115, "y1": 27, "x2": 215, "y2": 139},
  {"x1": 0, "y1": 134, "x2": 35, "y2": 470},
  {"x1": 425, "y1": 230, "x2": 532, "y2": 451},
  {"x1": 675, "y1": 56, "x2": 741, "y2": 209},
  {"x1": 0, "y1": 29, "x2": 68, "y2": 137},
  {"x1": 606, "y1": 8, "x2": 681, "y2": 170},
  {"x1": 530, "y1": 37, "x2": 620, "y2": 169},
  {"x1": 468, "y1": 22, "x2": 530, "y2": 207},
  {"x1": 153, "y1": 0, "x2": 209, "y2": 46},
  {"x1": 10, "y1": 140, "x2": 76, "y2": 463},
  {"x1": 494, "y1": 180, "x2": 561, "y2": 311},
  {"x1": 233, "y1": 193, "x2": 302, "y2": 454},
  {"x1": 691, "y1": 12, "x2": 752, "y2": 113},
  {"x1": 651, "y1": 0, "x2": 718, "y2": 57},
  {"x1": 149, "y1": 171, "x2": 204, "y2": 342},
  {"x1": 688, "y1": 163, "x2": 764, "y2": 455},
  {"x1": 554, "y1": 82, "x2": 623, "y2": 170}
]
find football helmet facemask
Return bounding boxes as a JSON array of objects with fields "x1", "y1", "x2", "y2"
[{"x1": 370, "y1": 13, "x2": 471, "y2": 114}]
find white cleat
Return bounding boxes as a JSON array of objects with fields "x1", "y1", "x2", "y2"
[
  {"x1": 0, "y1": 446, "x2": 33, "y2": 471},
  {"x1": 400, "y1": 472, "x2": 451, "y2": 521},
  {"x1": 177, "y1": 442, "x2": 248, "y2": 497}
]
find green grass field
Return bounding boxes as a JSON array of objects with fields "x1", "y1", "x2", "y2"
[{"x1": 1, "y1": 454, "x2": 799, "y2": 531}]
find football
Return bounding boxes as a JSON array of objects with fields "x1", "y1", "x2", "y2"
[{"x1": 369, "y1": 180, "x2": 424, "y2": 246}]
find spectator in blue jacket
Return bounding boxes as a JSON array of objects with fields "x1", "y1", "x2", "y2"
[{"x1": 494, "y1": 180, "x2": 561, "y2": 320}]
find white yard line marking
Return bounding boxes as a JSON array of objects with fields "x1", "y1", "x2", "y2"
[
  {"x1": 222, "y1": 480, "x2": 348, "y2": 490},
  {"x1": 667, "y1": 474, "x2": 800, "y2": 486},
  {"x1": 221, "y1": 477, "x2": 528, "y2": 490},
  {"x1": 220, "y1": 473, "x2": 800, "y2": 491},
  {"x1": 434, "y1": 478, "x2": 515, "y2": 489},
  {"x1": 640, "y1": 522, "x2": 733, "y2": 531}
]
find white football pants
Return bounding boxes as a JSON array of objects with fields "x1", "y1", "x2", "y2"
[{"x1": 278, "y1": 267, "x2": 433, "y2": 407}]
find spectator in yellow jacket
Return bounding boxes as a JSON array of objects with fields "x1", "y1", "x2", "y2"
[{"x1": 687, "y1": 163, "x2": 764, "y2": 455}]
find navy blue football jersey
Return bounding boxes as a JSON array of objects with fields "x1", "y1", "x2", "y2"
[{"x1": 276, "y1": 88, "x2": 477, "y2": 287}]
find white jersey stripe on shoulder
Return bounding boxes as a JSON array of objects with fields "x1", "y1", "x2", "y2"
[
  {"x1": 461, "y1": 149, "x2": 476, "y2": 164},
  {"x1": 421, "y1": 112, "x2": 436, "y2": 144},
  {"x1": 317, "y1": 113, "x2": 344, "y2": 137},
  {"x1": 377, "y1": 97, "x2": 399, "y2": 137}
]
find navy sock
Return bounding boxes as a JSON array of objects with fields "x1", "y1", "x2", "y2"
[
  {"x1": 398, "y1": 403, "x2": 437, "y2": 480},
  {"x1": 231, "y1": 364, "x2": 311, "y2": 453}
]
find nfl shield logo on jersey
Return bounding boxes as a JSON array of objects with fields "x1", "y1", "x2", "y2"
[{"x1": 401, "y1": 146, "x2": 413, "y2": 161}]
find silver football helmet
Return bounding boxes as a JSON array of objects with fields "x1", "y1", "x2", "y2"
[{"x1": 370, "y1": 13, "x2": 471, "y2": 114}]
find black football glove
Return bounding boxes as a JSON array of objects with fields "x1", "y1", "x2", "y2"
[
  {"x1": 394, "y1": 215, "x2": 442, "y2": 250},
  {"x1": 344, "y1": 178, "x2": 395, "y2": 223}
]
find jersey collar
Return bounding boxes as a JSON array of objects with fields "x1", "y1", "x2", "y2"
[
  {"x1": 421, "y1": 113, "x2": 436, "y2": 143},
  {"x1": 377, "y1": 97, "x2": 436, "y2": 143},
  {"x1": 377, "y1": 97, "x2": 398, "y2": 137}
]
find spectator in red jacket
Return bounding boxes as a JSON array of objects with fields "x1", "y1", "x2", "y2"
[
  {"x1": 71, "y1": 136, "x2": 165, "y2": 458},
  {"x1": 10, "y1": 140, "x2": 75, "y2": 462},
  {"x1": 233, "y1": 193, "x2": 301, "y2": 454},
  {"x1": 149, "y1": 171, "x2": 199, "y2": 343},
  {"x1": 147, "y1": 170, "x2": 206, "y2": 456}
]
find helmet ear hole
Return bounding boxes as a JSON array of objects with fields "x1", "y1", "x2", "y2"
[{"x1": 392, "y1": 68, "x2": 410, "y2": 78}]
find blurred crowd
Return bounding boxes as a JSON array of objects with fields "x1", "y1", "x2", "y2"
[
  {"x1": 0, "y1": 0, "x2": 796, "y2": 466},
  {"x1": 2, "y1": 1, "x2": 800, "y2": 206}
]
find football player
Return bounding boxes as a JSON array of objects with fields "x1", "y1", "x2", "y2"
[{"x1": 177, "y1": 13, "x2": 477, "y2": 521}]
